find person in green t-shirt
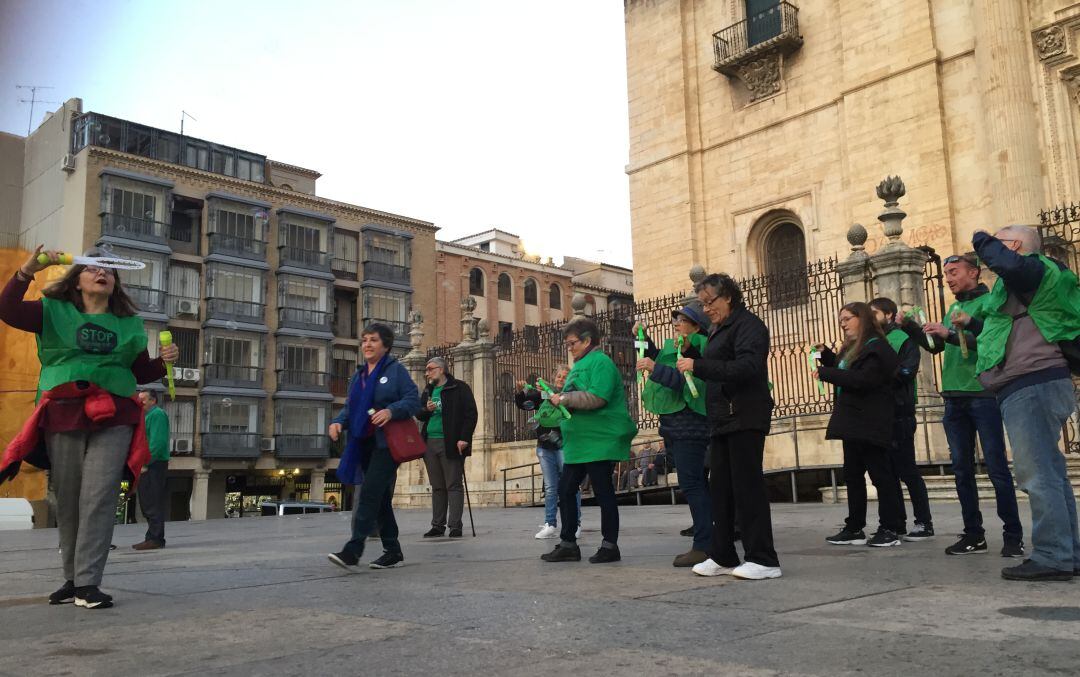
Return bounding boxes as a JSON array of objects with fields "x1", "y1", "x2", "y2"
[
  {"x1": 133, "y1": 390, "x2": 170, "y2": 551},
  {"x1": 540, "y1": 317, "x2": 636, "y2": 565}
]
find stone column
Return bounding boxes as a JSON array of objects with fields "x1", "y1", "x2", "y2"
[
  {"x1": 190, "y1": 469, "x2": 210, "y2": 521},
  {"x1": 309, "y1": 469, "x2": 326, "y2": 503},
  {"x1": 836, "y1": 224, "x2": 872, "y2": 304},
  {"x1": 400, "y1": 309, "x2": 428, "y2": 390},
  {"x1": 974, "y1": 0, "x2": 1045, "y2": 225},
  {"x1": 466, "y1": 321, "x2": 498, "y2": 478}
]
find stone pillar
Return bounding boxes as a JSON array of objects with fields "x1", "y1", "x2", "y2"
[
  {"x1": 400, "y1": 309, "x2": 428, "y2": 390},
  {"x1": 836, "y1": 224, "x2": 872, "y2": 304},
  {"x1": 974, "y1": 0, "x2": 1045, "y2": 225},
  {"x1": 466, "y1": 322, "x2": 498, "y2": 478},
  {"x1": 309, "y1": 469, "x2": 326, "y2": 503},
  {"x1": 190, "y1": 469, "x2": 210, "y2": 521}
]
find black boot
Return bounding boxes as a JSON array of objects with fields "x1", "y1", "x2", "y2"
[
  {"x1": 589, "y1": 544, "x2": 621, "y2": 564},
  {"x1": 540, "y1": 543, "x2": 581, "y2": 562}
]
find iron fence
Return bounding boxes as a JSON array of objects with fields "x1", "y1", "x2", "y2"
[
  {"x1": 918, "y1": 246, "x2": 947, "y2": 392},
  {"x1": 1039, "y1": 202, "x2": 1080, "y2": 454}
]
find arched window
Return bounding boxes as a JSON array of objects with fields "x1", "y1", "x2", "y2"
[
  {"x1": 763, "y1": 222, "x2": 808, "y2": 308},
  {"x1": 469, "y1": 268, "x2": 485, "y2": 296},
  {"x1": 498, "y1": 273, "x2": 512, "y2": 301},
  {"x1": 523, "y1": 278, "x2": 538, "y2": 305},
  {"x1": 549, "y1": 283, "x2": 562, "y2": 310}
]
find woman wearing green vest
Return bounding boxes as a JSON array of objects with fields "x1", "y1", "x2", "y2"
[
  {"x1": 541, "y1": 317, "x2": 637, "y2": 564},
  {"x1": 0, "y1": 246, "x2": 174, "y2": 609},
  {"x1": 635, "y1": 304, "x2": 712, "y2": 567}
]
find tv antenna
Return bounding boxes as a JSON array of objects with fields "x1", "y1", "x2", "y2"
[
  {"x1": 180, "y1": 110, "x2": 198, "y2": 136},
  {"x1": 16, "y1": 85, "x2": 58, "y2": 135}
]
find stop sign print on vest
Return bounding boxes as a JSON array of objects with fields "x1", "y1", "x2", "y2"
[{"x1": 76, "y1": 323, "x2": 118, "y2": 354}]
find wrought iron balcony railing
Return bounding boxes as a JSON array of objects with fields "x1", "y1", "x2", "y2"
[
  {"x1": 362, "y1": 317, "x2": 408, "y2": 339},
  {"x1": 200, "y1": 432, "x2": 261, "y2": 459},
  {"x1": 206, "y1": 298, "x2": 265, "y2": 322},
  {"x1": 128, "y1": 286, "x2": 167, "y2": 314},
  {"x1": 332, "y1": 257, "x2": 359, "y2": 281},
  {"x1": 279, "y1": 245, "x2": 330, "y2": 270},
  {"x1": 207, "y1": 232, "x2": 267, "y2": 260},
  {"x1": 101, "y1": 213, "x2": 169, "y2": 241},
  {"x1": 362, "y1": 260, "x2": 410, "y2": 285},
  {"x1": 204, "y1": 363, "x2": 264, "y2": 386},
  {"x1": 276, "y1": 369, "x2": 330, "y2": 391},
  {"x1": 278, "y1": 306, "x2": 332, "y2": 331},
  {"x1": 274, "y1": 434, "x2": 329, "y2": 458},
  {"x1": 712, "y1": 2, "x2": 802, "y2": 70}
]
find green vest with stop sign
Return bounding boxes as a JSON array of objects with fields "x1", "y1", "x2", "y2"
[{"x1": 37, "y1": 297, "x2": 148, "y2": 397}]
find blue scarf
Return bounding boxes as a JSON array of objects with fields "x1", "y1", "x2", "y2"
[{"x1": 338, "y1": 354, "x2": 390, "y2": 485}]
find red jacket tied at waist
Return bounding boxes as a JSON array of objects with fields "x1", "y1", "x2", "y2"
[{"x1": 0, "y1": 382, "x2": 151, "y2": 489}]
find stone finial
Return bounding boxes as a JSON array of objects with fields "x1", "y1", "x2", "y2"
[
  {"x1": 876, "y1": 175, "x2": 906, "y2": 207},
  {"x1": 876, "y1": 176, "x2": 909, "y2": 247},
  {"x1": 460, "y1": 296, "x2": 476, "y2": 314},
  {"x1": 459, "y1": 296, "x2": 477, "y2": 344},
  {"x1": 407, "y1": 309, "x2": 425, "y2": 353},
  {"x1": 477, "y1": 318, "x2": 490, "y2": 341},
  {"x1": 571, "y1": 293, "x2": 587, "y2": 317},
  {"x1": 847, "y1": 223, "x2": 867, "y2": 251},
  {"x1": 689, "y1": 264, "x2": 706, "y2": 286}
]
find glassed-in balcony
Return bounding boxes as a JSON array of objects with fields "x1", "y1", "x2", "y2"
[
  {"x1": 203, "y1": 363, "x2": 264, "y2": 388},
  {"x1": 278, "y1": 306, "x2": 331, "y2": 332},
  {"x1": 362, "y1": 260, "x2": 410, "y2": 285},
  {"x1": 276, "y1": 369, "x2": 330, "y2": 392},
  {"x1": 274, "y1": 434, "x2": 329, "y2": 458},
  {"x1": 128, "y1": 286, "x2": 167, "y2": 314},
  {"x1": 199, "y1": 432, "x2": 261, "y2": 459},
  {"x1": 206, "y1": 298, "x2": 265, "y2": 324},
  {"x1": 279, "y1": 245, "x2": 330, "y2": 271},
  {"x1": 208, "y1": 232, "x2": 267, "y2": 260},
  {"x1": 101, "y1": 213, "x2": 169, "y2": 243}
]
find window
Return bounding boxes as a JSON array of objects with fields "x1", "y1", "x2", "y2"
[
  {"x1": 364, "y1": 232, "x2": 409, "y2": 267},
  {"x1": 211, "y1": 335, "x2": 255, "y2": 368},
  {"x1": 469, "y1": 268, "x2": 485, "y2": 296},
  {"x1": 277, "y1": 403, "x2": 326, "y2": 436},
  {"x1": 524, "y1": 325, "x2": 539, "y2": 351},
  {"x1": 111, "y1": 188, "x2": 156, "y2": 222},
  {"x1": 214, "y1": 209, "x2": 258, "y2": 241},
  {"x1": 206, "y1": 398, "x2": 258, "y2": 433},
  {"x1": 280, "y1": 276, "x2": 327, "y2": 312},
  {"x1": 523, "y1": 278, "x2": 538, "y2": 306},
  {"x1": 549, "y1": 283, "x2": 562, "y2": 310},
  {"x1": 281, "y1": 344, "x2": 323, "y2": 373},
  {"x1": 170, "y1": 328, "x2": 200, "y2": 369},
  {"x1": 334, "y1": 290, "x2": 358, "y2": 338},
  {"x1": 163, "y1": 399, "x2": 195, "y2": 451},
  {"x1": 498, "y1": 273, "x2": 512, "y2": 301},
  {"x1": 747, "y1": 0, "x2": 783, "y2": 47},
  {"x1": 207, "y1": 264, "x2": 263, "y2": 304},
  {"x1": 763, "y1": 221, "x2": 809, "y2": 308},
  {"x1": 168, "y1": 263, "x2": 201, "y2": 317},
  {"x1": 333, "y1": 231, "x2": 360, "y2": 279},
  {"x1": 498, "y1": 321, "x2": 514, "y2": 347},
  {"x1": 363, "y1": 288, "x2": 410, "y2": 326}
]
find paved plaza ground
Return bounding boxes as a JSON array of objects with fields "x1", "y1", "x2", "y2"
[{"x1": 0, "y1": 501, "x2": 1077, "y2": 676}]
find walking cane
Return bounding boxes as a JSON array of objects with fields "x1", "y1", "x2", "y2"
[{"x1": 462, "y1": 461, "x2": 476, "y2": 537}]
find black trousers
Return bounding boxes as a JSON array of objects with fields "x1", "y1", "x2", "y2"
[
  {"x1": 709, "y1": 430, "x2": 779, "y2": 568},
  {"x1": 889, "y1": 414, "x2": 932, "y2": 529},
  {"x1": 137, "y1": 460, "x2": 168, "y2": 544},
  {"x1": 559, "y1": 461, "x2": 617, "y2": 544},
  {"x1": 843, "y1": 439, "x2": 905, "y2": 534}
]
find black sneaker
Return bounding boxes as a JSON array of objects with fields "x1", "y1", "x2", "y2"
[
  {"x1": 903, "y1": 523, "x2": 935, "y2": 542},
  {"x1": 826, "y1": 527, "x2": 867, "y2": 545},
  {"x1": 423, "y1": 527, "x2": 445, "y2": 538},
  {"x1": 369, "y1": 551, "x2": 404, "y2": 569},
  {"x1": 945, "y1": 534, "x2": 987, "y2": 555},
  {"x1": 1001, "y1": 540, "x2": 1025, "y2": 558},
  {"x1": 448, "y1": 528, "x2": 463, "y2": 538},
  {"x1": 48, "y1": 580, "x2": 75, "y2": 605},
  {"x1": 1001, "y1": 559, "x2": 1073, "y2": 581},
  {"x1": 540, "y1": 543, "x2": 581, "y2": 562},
  {"x1": 327, "y1": 550, "x2": 359, "y2": 571},
  {"x1": 679, "y1": 526, "x2": 694, "y2": 537},
  {"x1": 74, "y1": 586, "x2": 113, "y2": 609},
  {"x1": 589, "y1": 545, "x2": 621, "y2": 564},
  {"x1": 867, "y1": 530, "x2": 901, "y2": 547}
]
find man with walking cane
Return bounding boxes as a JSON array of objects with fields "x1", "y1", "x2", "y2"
[{"x1": 417, "y1": 357, "x2": 478, "y2": 538}]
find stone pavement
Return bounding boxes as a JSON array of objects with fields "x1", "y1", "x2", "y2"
[{"x1": 0, "y1": 502, "x2": 1077, "y2": 676}]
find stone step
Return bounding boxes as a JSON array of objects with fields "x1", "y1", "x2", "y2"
[{"x1": 820, "y1": 476, "x2": 1080, "y2": 504}]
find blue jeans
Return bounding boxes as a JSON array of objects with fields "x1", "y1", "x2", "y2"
[
  {"x1": 942, "y1": 396, "x2": 1022, "y2": 542},
  {"x1": 1000, "y1": 378, "x2": 1080, "y2": 571},
  {"x1": 668, "y1": 437, "x2": 712, "y2": 552},
  {"x1": 537, "y1": 448, "x2": 581, "y2": 528}
]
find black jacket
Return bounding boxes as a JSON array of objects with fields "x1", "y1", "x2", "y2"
[
  {"x1": 417, "y1": 374, "x2": 478, "y2": 459},
  {"x1": 817, "y1": 338, "x2": 898, "y2": 448},
  {"x1": 884, "y1": 322, "x2": 920, "y2": 415},
  {"x1": 691, "y1": 306, "x2": 774, "y2": 436},
  {"x1": 514, "y1": 388, "x2": 562, "y2": 451}
]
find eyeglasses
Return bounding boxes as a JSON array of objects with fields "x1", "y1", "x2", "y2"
[
  {"x1": 564, "y1": 338, "x2": 582, "y2": 349},
  {"x1": 700, "y1": 295, "x2": 721, "y2": 308},
  {"x1": 83, "y1": 265, "x2": 115, "y2": 277},
  {"x1": 838, "y1": 314, "x2": 856, "y2": 325},
  {"x1": 424, "y1": 366, "x2": 442, "y2": 372},
  {"x1": 944, "y1": 254, "x2": 979, "y2": 267}
]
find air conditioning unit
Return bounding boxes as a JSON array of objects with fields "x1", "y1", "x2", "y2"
[
  {"x1": 177, "y1": 299, "x2": 197, "y2": 316},
  {"x1": 61, "y1": 154, "x2": 76, "y2": 173},
  {"x1": 260, "y1": 437, "x2": 276, "y2": 452},
  {"x1": 182, "y1": 368, "x2": 200, "y2": 383},
  {"x1": 173, "y1": 366, "x2": 184, "y2": 381},
  {"x1": 173, "y1": 439, "x2": 193, "y2": 453}
]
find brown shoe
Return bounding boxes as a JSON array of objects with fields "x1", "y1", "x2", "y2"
[
  {"x1": 673, "y1": 549, "x2": 709, "y2": 568},
  {"x1": 131, "y1": 540, "x2": 164, "y2": 551}
]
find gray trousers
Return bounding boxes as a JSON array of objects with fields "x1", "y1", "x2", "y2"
[
  {"x1": 423, "y1": 437, "x2": 464, "y2": 531},
  {"x1": 138, "y1": 460, "x2": 168, "y2": 544},
  {"x1": 46, "y1": 426, "x2": 133, "y2": 587}
]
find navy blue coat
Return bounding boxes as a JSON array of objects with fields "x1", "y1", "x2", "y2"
[{"x1": 332, "y1": 356, "x2": 421, "y2": 450}]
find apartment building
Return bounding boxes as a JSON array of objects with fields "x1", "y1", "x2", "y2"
[{"x1": 1, "y1": 98, "x2": 437, "y2": 519}]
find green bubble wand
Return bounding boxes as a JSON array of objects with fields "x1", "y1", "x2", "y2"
[
  {"x1": 535, "y1": 378, "x2": 571, "y2": 419},
  {"x1": 675, "y1": 335, "x2": 699, "y2": 398},
  {"x1": 635, "y1": 323, "x2": 649, "y2": 388},
  {"x1": 906, "y1": 306, "x2": 936, "y2": 350},
  {"x1": 808, "y1": 345, "x2": 826, "y2": 395}
]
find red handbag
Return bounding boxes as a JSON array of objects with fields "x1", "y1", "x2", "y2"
[{"x1": 383, "y1": 418, "x2": 427, "y2": 463}]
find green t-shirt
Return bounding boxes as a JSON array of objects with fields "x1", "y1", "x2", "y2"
[
  {"x1": 560, "y1": 349, "x2": 637, "y2": 464},
  {"x1": 427, "y1": 385, "x2": 445, "y2": 439},
  {"x1": 144, "y1": 406, "x2": 171, "y2": 462}
]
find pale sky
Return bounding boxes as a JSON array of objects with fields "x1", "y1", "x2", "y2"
[{"x1": 0, "y1": 0, "x2": 633, "y2": 267}]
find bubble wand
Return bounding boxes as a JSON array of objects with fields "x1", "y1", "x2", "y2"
[
  {"x1": 808, "y1": 345, "x2": 826, "y2": 395},
  {"x1": 675, "y1": 335, "x2": 699, "y2": 398},
  {"x1": 536, "y1": 378, "x2": 571, "y2": 419},
  {"x1": 951, "y1": 311, "x2": 970, "y2": 359},
  {"x1": 635, "y1": 322, "x2": 649, "y2": 388},
  {"x1": 37, "y1": 252, "x2": 146, "y2": 270},
  {"x1": 906, "y1": 306, "x2": 936, "y2": 350},
  {"x1": 158, "y1": 331, "x2": 176, "y2": 401}
]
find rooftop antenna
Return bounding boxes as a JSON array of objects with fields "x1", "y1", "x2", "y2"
[
  {"x1": 180, "y1": 110, "x2": 197, "y2": 136},
  {"x1": 16, "y1": 85, "x2": 58, "y2": 135}
]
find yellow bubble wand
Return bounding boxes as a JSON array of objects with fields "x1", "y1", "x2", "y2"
[{"x1": 159, "y1": 331, "x2": 176, "y2": 401}]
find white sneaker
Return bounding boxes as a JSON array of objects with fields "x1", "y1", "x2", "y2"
[
  {"x1": 692, "y1": 558, "x2": 735, "y2": 577},
  {"x1": 732, "y1": 561, "x2": 782, "y2": 580},
  {"x1": 575, "y1": 524, "x2": 582, "y2": 539},
  {"x1": 534, "y1": 524, "x2": 558, "y2": 539}
]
